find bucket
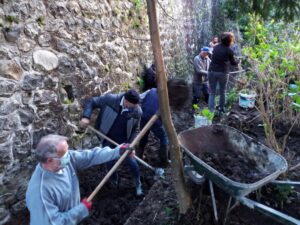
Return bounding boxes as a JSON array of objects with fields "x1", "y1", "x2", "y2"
[
  {"x1": 239, "y1": 91, "x2": 256, "y2": 109},
  {"x1": 194, "y1": 115, "x2": 212, "y2": 128}
]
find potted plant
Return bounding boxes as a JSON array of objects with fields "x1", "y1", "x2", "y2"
[{"x1": 193, "y1": 104, "x2": 214, "y2": 128}]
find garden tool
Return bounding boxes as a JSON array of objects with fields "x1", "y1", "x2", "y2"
[
  {"x1": 88, "y1": 124, "x2": 165, "y2": 180},
  {"x1": 87, "y1": 113, "x2": 160, "y2": 202}
]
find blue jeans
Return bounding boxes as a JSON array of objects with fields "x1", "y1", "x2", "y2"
[
  {"x1": 193, "y1": 83, "x2": 209, "y2": 104},
  {"x1": 208, "y1": 71, "x2": 228, "y2": 111}
]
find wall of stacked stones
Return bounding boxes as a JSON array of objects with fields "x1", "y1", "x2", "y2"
[{"x1": 0, "y1": 0, "x2": 217, "y2": 223}]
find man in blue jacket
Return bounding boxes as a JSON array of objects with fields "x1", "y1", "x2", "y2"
[
  {"x1": 26, "y1": 134, "x2": 123, "y2": 225},
  {"x1": 80, "y1": 89, "x2": 143, "y2": 196},
  {"x1": 138, "y1": 88, "x2": 169, "y2": 166}
]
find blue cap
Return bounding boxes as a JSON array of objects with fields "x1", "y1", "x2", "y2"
[{"x1": 201, "y1": 46, "x2": 210, "y2": 52}]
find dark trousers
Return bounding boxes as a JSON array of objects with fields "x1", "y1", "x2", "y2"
[
  {"x1": 192, "y1": 83, "x2": 209, "y2": 104},
  {"x1": 208, "y1": 71, "x2": 228, "y2": 111},
  {"x1": 138, "y1": 118, "x2": 169, "y2": 161}
]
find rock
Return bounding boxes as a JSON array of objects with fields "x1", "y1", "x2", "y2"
[
  {"x1": 33, "y1": 49, "x2": 59, "y2": 71},
  {"x1": 33, "y1": 90, "x2": 58, "y2": 106},
  {"x1": 18, "y1": 106, "x2": 35, "y2": 126},
  {"x1": 2, "y1": 26, "x2": 21, "y2": 43},
  {"x1": 0, "y1": 141, "x2": 13, "y2": 169},
  {"x1": 37, "y1": 32, "x2": 52, "y2": 47},
  {"x1": 0, "y1": 131, "x2": 12, "y2": 144},
  {"x1": 32, "y1": 128, "x2": 53, "y2": 148},
  {"x1": 20, "y1": 54, "x2": 33, "y2": 71},
  {"x1": 20, "y1": 72, "x2": 44, "y2": 91},
  {"x1": 0, "y1": 113, "x2": 21, "y2": 131},
  {"x1": 24, "y1": 22, "x2": 41, "y2": 38},
  {"x1": 0, "y1": 45, "x2": 20, "y2": 60},
  {"x1": 17, "y1": 37, "x2": 36, "y2": 52},
  {"x1": 13, "y1": 130, "x2": 31, "y2": 159},
  {"x1": 0, "y1": 98, "x2": 20, "y2": 115},
  {"x1": 0, "y1": 79, "x2": 19, "y2": 97},
  {"x1": 0, "y1": 208, "x2": 10, "y2": 225},
  {"x1": 58, "y1": 55, "x2": 76, "y2": 74},
  {"x1": 0, "y1": 60, "x2": 23, "y2": 80}
]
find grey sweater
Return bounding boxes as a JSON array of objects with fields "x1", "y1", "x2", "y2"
[{"x1": 26, "y1": 146, "x2": 120, "y2": 225}]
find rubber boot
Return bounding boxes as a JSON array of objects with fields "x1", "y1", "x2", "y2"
[
  {"x1": 136, "y1": 145, "x2": 145, "y2": 159},
  {"x1": 159, "y1": 144, "x2": 169, "y2": 167},
  {"x1": 134, "y1": 178, "x2": 144, "y2": 196}
]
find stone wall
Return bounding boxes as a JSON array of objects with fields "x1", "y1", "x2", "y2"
[{"x1": 0, "y1": 0, "x2": 217, "y2": 223}]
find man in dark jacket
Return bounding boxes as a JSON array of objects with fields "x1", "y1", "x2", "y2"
[{"x1": 80, "y1": 89, "x2": 143, "y2": 196}]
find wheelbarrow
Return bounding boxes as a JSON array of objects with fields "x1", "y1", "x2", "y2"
[{"x1": 178, "y1": 125, "x2": 300, "y2": 225}]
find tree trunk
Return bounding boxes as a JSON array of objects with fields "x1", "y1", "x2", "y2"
[{"x1": 146, "y1": 0, "x2": 192, "y2": 214}]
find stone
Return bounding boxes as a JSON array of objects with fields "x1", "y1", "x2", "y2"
[
  {"x1": 0, "y1": 131, "x2": 12, "y2": 144},
  {"x1": 33, "y1": 49, "x2": 59, "y2": 71},
  {"x1": 0, "y1": 141, "x2": 13, "y2": 169},
  {"x1": 33, "y1": 90, "x2": 58, "y2": 106},
  {"x1": 58, "y1": 55, "x2": 76, "y2": 74},
  {"x1": 0, "y1": 97, "x2": 20, "y2": 115},
  {"x1": 20, "y1": 54, "x2": 33, "y2": 71},
  {"x1": 20, "y1": 72, "x2": 44, "y2": 91},
  {"x1": 0, "y1": 45, "x2": 20, "y2": 60},
  {"x1": 17, "y1": 37, "x2": 36, "y2": 52},
  {"x1": 13, "y1": 130, "x2": 31, "y2": 159},
  {"x1": 18, "y1": 106, "x2": 35, "y2": 126},
  {"x1": 2, "y1": 26, "x2": 21, "y2": 43},
  {"x1": 0, "y1": 79, "x2": 18, "y2": 97},
  {"x1": 0, "y1": 113, "x2": 21, "y2": 131},
  {"x1": 0, "y1": 208, "x2": 10, "y2": 225},
  {"x1": 37, "y1": 32, "x2": 52, "y2": 47},
  {"x1": 0, "y1": 60, "x2": 23, "y2": 80},
  {"x1": 24, "y1": 22, "x2": 41, "y2": 38}
]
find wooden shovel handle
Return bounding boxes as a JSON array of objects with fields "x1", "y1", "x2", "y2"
[{"x1": 87, "y1": 113, "x2": 159, "y2": 202}]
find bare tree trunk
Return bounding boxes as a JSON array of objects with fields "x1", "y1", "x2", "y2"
[{"x1": 146, "y1": 0, "x2": 191, "y2": 214}]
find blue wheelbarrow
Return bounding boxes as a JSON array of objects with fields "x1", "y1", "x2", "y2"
[{"x1": 178, "y1": 125, "x2": 300, "y2": 225}]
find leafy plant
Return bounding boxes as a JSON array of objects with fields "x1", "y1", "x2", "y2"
[
  {"x1": 164, "y1": 207, "x2": 173, "y2": 215},
  {"x1": 5, "y1": 15, "x2": 18, "y2": 23},
  {"x1": 243, "y1": 14, "x2": 300, "y2": 154},
  {"x1": 193, "y1": 104, "x2": 214, "y2": 121},
  {"x1": 36, "y1": 16, "x2": 45, "y2": 26},
  {"x1": 226, "y1": 88, "x2": 238, "y2": 107}
]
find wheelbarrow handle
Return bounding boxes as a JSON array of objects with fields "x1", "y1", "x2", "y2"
[{"x1": 87, "y1": 113, "x2": 159, "y2": 202}]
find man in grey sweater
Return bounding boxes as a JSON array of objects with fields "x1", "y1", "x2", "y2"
[
  {"x1": 193, "y1": 46, "x2": 211, "y2": 105},
  {"x1": 26, "y1": 134, "x2": 124, "y2": 225}
]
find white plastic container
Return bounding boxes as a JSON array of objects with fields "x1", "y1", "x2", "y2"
[
  {"x1": 239, "y1": 91, "x2": 256, "y2": 109},
  {"x1": 194, "y1": 115, "x2": 212, "y2": 128}
]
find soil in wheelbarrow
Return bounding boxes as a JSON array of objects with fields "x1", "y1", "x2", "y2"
[{"x1": 184, "y1": 126, "x2": 269, "y2": 183}]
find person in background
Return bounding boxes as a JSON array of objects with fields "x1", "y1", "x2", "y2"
[
  {"x1": 26, "y1": 134, "x2": 127, "y2": 225},
  {"x1": 208, "y1": 32, "x2": 239, "y2": 113},
  {"x1": 209, "y1": 36, "x2": 219, "y2": 54},
  {"x1": 80, "y1": 89, "x2": 143, "y2": 196},
  {"x1": 192, "y1": 47, "x2": 211, "y2": 105},
  {"x1": 143, "y1": 63, "x2": 157, "y2": 91}
]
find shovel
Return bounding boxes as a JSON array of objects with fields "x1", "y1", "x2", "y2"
[
  {"x1": 87, "y1": 125, "x2": 165, "y2": 180},
  {"x1": 87, "y1": 113, "x2": 161, "y2": 202}
]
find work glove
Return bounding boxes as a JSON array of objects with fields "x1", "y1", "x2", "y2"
[
  {"x1": 79, "y1": 118, "x2": 90, "y2": 128},
  {"x1": 81, "y1": 198, "x2": 92, "y2": 211},
  {"x1": 118, "y1": 143, "x2": 135, "y2": 157}
]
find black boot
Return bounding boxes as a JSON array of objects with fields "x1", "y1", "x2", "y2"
[
  {"x1": 136, "y1": 145, "x2": 145, "y2": 159},
  {"x1": 159, "y1": 144, "x2": 169, "y2": 167}
]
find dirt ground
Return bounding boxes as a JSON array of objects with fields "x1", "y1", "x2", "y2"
[{"x1": 10, "y1": 103, "x2": 300, "y2": 225}]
